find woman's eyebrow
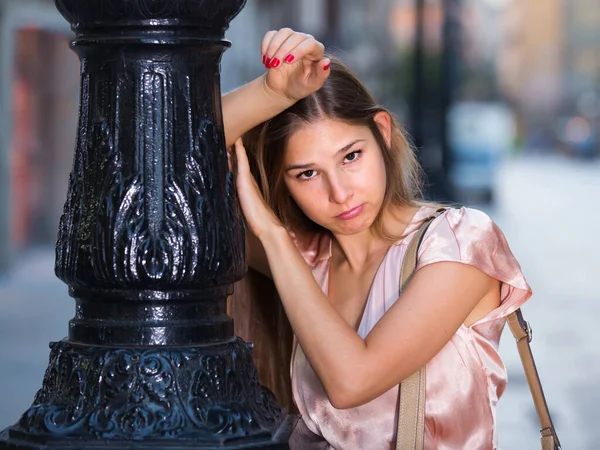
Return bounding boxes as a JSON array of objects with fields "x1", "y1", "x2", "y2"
[
  {"x1": 285, "y1": 139, "x2": 365, "y2": 172},
  {"x1": 334, "y1": 139, "x2": 365, "y2": 157}
]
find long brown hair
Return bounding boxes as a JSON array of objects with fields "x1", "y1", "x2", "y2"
[{"x1": 244, "y1": 56, "x2": 427, "y2": 241}]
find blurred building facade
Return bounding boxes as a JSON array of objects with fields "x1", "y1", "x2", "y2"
[
  {"x1": 498, "y1": 0, "x2": 600, "y2": 156},
  {"x1": 562, "y1": 0, "x2": 600, "y2": 157},
  {"x1": 0, "y1": 0, "x2": 77, "y2": 273}
]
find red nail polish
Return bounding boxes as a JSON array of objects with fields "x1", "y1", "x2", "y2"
[
  {"x1": 323, "y1": 63, "x2": 331, "y2": 71},
  {"x1": 285, "y1": 54, "x2": 295, "y2": 63},
  {"x1": 262, "y1": 55, "x2": 266, "y2": 65},
  {"x1": 271, "y1": 58, "x2": 281, "y2": 68},
  {"x1": 265, "y1": 57, "x2": 272, "y2": 68}
]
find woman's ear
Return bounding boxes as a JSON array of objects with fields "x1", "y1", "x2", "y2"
[{"x1": 373, "y1": 111, "x2": 392, "y2": 148}]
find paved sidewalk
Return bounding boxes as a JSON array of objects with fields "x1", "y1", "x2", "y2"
[{"x1": 0, "y1": 248, "x2": 71, "y2": 430}]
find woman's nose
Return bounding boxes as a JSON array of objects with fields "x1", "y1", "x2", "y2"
[{"x1": 328, "y1": 175, "x2": 353, "y2": 205}]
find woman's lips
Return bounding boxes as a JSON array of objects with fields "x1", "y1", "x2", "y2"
[{"x1": 336, "y1": 204, "x2": 364, "y2": 220}]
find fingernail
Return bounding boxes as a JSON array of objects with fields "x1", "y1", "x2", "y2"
[
  {"x1": 285, "y1": 54, "x2": 295, "y2": 63},
  {"x1": 262, "y1": 55, "x2": 266, "y2": 65},
  {"x1": 265, "y1": 57, "x2": 272, "y2": 68},
  {"x1": 271, "y1": 58, "x2": 281, "y2": 68},
  {"x1": 323, "y1": 63, "x2": 331, "y2": 71}
]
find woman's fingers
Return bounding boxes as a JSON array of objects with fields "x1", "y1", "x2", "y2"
[
  {"x1": 227, "y1": 144, "x2": 236, "y2": 173},
  {"x1": 313, "y1": 57, "x2": 332, "y2": 80},
  {"x1": 260, "y1": 28, "x2": 330, "y2": 106},
  {"x1": 263, "y1": 28, "x2": 295, "y2": 68},
  {"x1": 231, "y1": 139, "x2": 281, "y2": 237},
  {"x1": 234, "y1": 138, "x2": 250, "y2": 174},
  {"x1": 288, "y1": 36, "x2": 325, "y2": 65},
  {"x1": 268, "y1": 33, "x2": 312, "y2": 68},
  {"x1": 261, "y1": 30, "x2": 277, "y2": 61},
  {"x1": 262, "y1": 29, "x2": 327, "y2": 69}
]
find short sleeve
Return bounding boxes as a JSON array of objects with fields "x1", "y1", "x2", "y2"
[{"x1": 415, "y1": 207, "x2": 532, "y2": 325}]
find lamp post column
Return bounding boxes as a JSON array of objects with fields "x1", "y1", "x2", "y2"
[{"x1": 0, "y1": 0, "x2": 295, "y2": 448}]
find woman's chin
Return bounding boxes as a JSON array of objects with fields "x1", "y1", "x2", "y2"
[{"x1": 330, "y1": 217, "x2": 374, "y2": 236}]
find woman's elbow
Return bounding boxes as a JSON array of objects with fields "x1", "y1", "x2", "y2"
[
  {"x1": 329, "y1": 395, "x2": 359, "y2": 410},
  {"x1": 325, "y1": 379, "x2": 371, "y2": 410}
]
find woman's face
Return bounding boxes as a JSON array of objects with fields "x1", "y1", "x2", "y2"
[{"x1": 283, "y1": 113, "x2": 391, "y2": 236}]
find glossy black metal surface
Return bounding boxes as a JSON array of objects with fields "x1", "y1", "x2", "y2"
[
  {"x1": 0, "y1": 0, "x2": 295, "y2": 448},
  {"x1": 3, "y1": 339, "x2": 291, "y2": 447},
  {"x1": 52, "y1": 7, "x2": 247, "y2": 345}
]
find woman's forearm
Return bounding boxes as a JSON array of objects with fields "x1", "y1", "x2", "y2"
[
  {"x1": 260, "y1": 226, "x2": 368, "y2": 405},
  {"x1": 222, "y1": 74, "x2": 295, "y2": 148}
]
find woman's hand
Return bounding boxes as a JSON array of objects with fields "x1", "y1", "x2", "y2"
[
  {"x1": 229, "y1": 138, "x2": 283, "y2": 239},
  {"x1": 261, "y1": 28, "x2": 331, "y2": 104}
]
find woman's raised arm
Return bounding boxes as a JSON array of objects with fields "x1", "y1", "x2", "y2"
[
  {"x1": 222, "y1": 28, "x2": 331, "y2": 148},
  {"x1": 223, "y1": 29, "x2": 331, "y2": 276},
  {"x1": 222, "y1": 74, "x2": 295, "y2": 149}
]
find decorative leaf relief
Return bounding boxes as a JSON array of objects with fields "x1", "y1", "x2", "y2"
[
  {"x1": 92, "y1": 172, "x2": 201, "y2": 287},
  {"x1": 15, "y1": 341, "x2": 284, "y2": 441}
]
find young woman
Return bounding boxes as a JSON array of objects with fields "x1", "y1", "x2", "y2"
[{"x1": 223, "y1": 28, "x2": 531, "y2": 449}]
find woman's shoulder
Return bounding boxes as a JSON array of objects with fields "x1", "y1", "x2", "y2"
[
  {"x1": 418, "y1": 205, "x2": 511, "y2": 262},
  {"x1": 425, "y1": 205, "x2": 495, "y2": 232},
  {"x1": 287, "y1": 228, "x2": 332, "y2": 268},
  {"x1": 416, "y1": 206, "x2": 532, "y2": 322},
  {"x1": 414, "y1": 205, "x2": 500, "y2": 246},
  {"x1": 416, "y1": 205, "x2": 528, "y2": 282}
]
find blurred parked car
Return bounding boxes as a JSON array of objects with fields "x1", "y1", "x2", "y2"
[{"x1": 448, "y1": 101, "x2": 516, "y2": 204}]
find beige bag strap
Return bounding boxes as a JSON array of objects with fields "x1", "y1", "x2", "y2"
[
  {"x1": 396, "y1": 209, "x2": 445, "y2": 450},
  {"x1": 395, "y1": 209, "x2": 561, "y2": 450},
  {"x1": 507, "y1": 309, "x2": 561, "y2": 450}
]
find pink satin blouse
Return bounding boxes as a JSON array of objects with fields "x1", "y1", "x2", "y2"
[{"x1": 289, "y1": 206, "x2": 532, "y2": 450}]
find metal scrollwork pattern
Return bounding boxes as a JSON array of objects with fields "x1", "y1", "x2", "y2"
[
  {"x1": 55, "y1": 63, "x2": 245, "y2": 290},
  {"x1": 13, "y1": 340, "x2": 284, "y2": 441}
]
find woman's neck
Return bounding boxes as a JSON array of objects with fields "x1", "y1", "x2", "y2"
[{"x1": 331, "y1": 204, "x2": 421, "y2": 271}]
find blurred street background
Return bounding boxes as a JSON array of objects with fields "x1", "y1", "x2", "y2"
[{"x1": 0, "y1": 0, "x2": 598, "y2": 448}]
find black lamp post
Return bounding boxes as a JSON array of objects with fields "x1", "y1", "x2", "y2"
[{"x1": 0, "y1": 0, "x2": 295, "y2": 448}]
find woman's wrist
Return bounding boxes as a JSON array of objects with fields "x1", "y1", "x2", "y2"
[
  {"x1": 256, "y1": 223, "x2": 290, "y2": 253},
  {"x1": 223, "y1": 75, "x2": 294, "y2": 148},
  {"x1": 258, "y1": 74, "x2": 297, "y2": 114}
]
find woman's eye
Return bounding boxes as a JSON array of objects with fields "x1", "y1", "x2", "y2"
[
  {"x1": 344, "y1": 150, "x2": 362, "y2": 163},
  {"x1": 297, "y1": 170, "x2": 317, "y2": 180}
]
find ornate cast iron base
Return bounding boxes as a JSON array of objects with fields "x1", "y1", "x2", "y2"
[{"x1": 0, "y1": 339, "x2": 296, "y2": 449}]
